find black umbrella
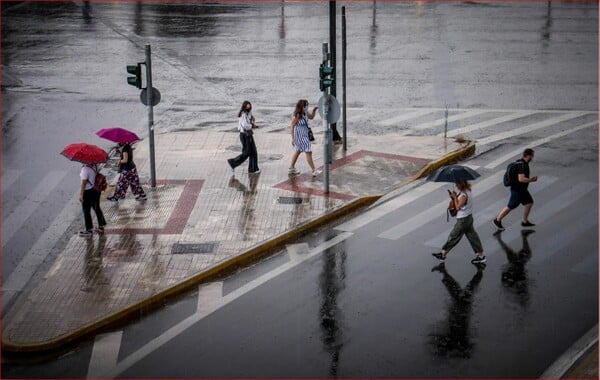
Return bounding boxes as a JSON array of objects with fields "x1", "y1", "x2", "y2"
[{"x1": 426, "y1": 164, "x2": 480, "y2": 183}]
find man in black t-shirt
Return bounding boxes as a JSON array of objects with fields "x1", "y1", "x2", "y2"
[{"x1": 493, "y1": 148, "x2": 538, "y2": 231}]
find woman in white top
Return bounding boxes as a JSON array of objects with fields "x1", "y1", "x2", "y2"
[
  {"x1": 432, "y1": 180, "x2": 486, "y2": 264},
  {"x1": 227, "y1": 101, "x2": 260, "y2": 174}
]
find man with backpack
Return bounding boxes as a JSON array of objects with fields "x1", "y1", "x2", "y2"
[{"x1": 493, "y1": 148, "x2": 538, "y2": 231}]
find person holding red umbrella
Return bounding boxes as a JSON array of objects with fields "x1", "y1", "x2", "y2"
[
  {"x1": 61, "y1": 143, "x2": 110, "y2": 237},
  {"x1": 106, "y1": 142, "x2": 147, "y2": 202},
  {"x1": 79, "y1": 163, "x2": 107, "y2": 236}
]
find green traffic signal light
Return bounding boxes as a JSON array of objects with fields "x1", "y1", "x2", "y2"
[
  {"x1": 319, "y1": 63, "x2": 334, "y2": 91},
  {"x1": 126, "y1": 64, "x2": 142, "y2": 89}
]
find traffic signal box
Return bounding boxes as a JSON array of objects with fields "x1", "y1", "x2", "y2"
[
  {"x1": 126, "y1": 63, "x2": 143, "y2": 89},
  {"x1": 319, "y1": 63, "x2": 334, "y2": 92}
]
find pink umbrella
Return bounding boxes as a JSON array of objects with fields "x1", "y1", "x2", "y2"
[
  {"x1": 61, "y1": 143, "x2": 109, "y2": 164},
  {"x1": 96, "y1": 127, "x2": 140, "y2": 144}
]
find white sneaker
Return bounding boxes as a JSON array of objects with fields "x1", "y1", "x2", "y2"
[
  {"x1": 288, "y1": 167, "x2": 300, "y2": 175},
  {"x1": 312, "y1": 169, "x2": 322, "y2": 177}
]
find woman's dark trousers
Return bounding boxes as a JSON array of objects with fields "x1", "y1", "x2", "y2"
[{"x1": 229, "y1": 132, "x2": 259, "y2": 173}]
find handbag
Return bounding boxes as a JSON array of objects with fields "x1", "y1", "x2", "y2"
[{"x1": 307, "y1": 127, "x2": 315, "y2": 142}]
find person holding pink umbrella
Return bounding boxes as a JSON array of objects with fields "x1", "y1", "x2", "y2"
[
  {"x1": 106, "y1": 142, "x2": 147, "y2": 202},
  {"x1": 96, "y1": 127, "x2": 147, "y2": 203}
]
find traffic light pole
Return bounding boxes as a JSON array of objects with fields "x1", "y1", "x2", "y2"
[
  {"x1": 145, "y1": 44, "x2": 157, "y2": 188},
  {"x1": 322, "y1": 42, "x2": 331, "y2": 194}
]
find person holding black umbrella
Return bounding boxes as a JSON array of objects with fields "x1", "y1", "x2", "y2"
[{"x1": 432, "y1": 179, "x2": 486, "y2": 265}]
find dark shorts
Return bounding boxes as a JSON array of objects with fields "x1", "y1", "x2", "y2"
[{"x1": 507, "y1": 189, "x2": 534, "y2": 209}]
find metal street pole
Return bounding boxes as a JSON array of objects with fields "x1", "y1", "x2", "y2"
[
  {"x1": 145, "y1": 44, "x2": 157, "y2": 188},
  {"x1": 341, "y1": 6, "x2": 347, "y2": 151},
  {"x1": 322, "y1": 42, "x2": 331, "y2": 194},
  {"x1": 329, "y1": 0, "x2": 341, "y2": 142}
]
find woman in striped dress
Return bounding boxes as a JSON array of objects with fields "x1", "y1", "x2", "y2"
[{"x1": 289, "y1": 99, "x2": 321, "y2": 177}]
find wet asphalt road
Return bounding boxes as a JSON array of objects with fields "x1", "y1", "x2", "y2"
[
  {"x1": 2, "y1": 1, "x2": 597, "y2": 284},
  {"x1": 1, "y1": 1, "x2": 598, "y2": 377}
]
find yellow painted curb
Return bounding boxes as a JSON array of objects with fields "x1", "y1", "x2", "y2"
[
  {"x1": 412, "y1": 141, "x2": 476, "y2": 180},
  {"x1": 2, "y1": 195, "x2": 380, "y2": 354}
]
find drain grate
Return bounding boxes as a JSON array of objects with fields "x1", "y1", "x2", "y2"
[
  {"x1": 278, "y1": 196, "x2": 306, "y2": 204},
  {"x1": 171, "y1": 242, "x2": 218, "y2": 254}
]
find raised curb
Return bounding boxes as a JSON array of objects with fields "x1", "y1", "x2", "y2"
[
  {"x1": 540, "y1": 324, "x2": 598, "y2": 379},
  {"x1": 3, "y1": 140, "x2": 476, "y2": 355}
]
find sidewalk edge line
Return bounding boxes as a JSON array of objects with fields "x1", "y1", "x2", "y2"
[
  {"x1": 2, "y1": 195, "x2": 380, "y2": 354},
  {"x1": 411, "y1": 140, "x2": 476, "y2": 180},
  {"x1": 539, "y1": 324, "x2": 599, "y2": 379}
]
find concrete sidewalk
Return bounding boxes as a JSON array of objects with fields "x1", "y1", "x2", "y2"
[{"x1": 2, "y1": 128, "x2": 473, "y2": 353}]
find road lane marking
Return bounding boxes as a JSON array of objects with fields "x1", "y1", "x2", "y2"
[
  {"x1": 376, "y1": 108, "x2": 436, "y2": 127},
  {"x1": 2, "y1": 170, "x2": 68, "y2": 247},
  {"x1": 540, "y1": 324, "x2": 598, "y2": 379},
  {"x1": 87, "y1": 331, "x2": 123, "y2": 378},
  {"x1": 196, "y1": 282, "x2": 224, "y2": 314},
  {"x1": 103, "y1": 231, "x2": 354, "y2": 378},
  {"x1": 378, "y1": 170, "x2": 504, "y2": 241},
  {"x1": 441, "y1": 110, "x2": 533, "y2": 137},
  {"x1": 424, "y1": 175, "x2": 559, "y2": 248},
  {"x1": 476, "y1": 111, "x2": 591, "y2": 146},
  {"x1": 484, "y1": 181, "x2": 597, "y2": 257},
  {"x1": 286, "y1": 243, "x2": 311, "y2": 262},
  {"x1": 484, "y1": 121, "x2": 598, "y2": 170},
  {"x1": 2, "y1": 190, "x2": 81, "y2": 309},
  {"x1": 1, "y1": 168, "x2": 22, "y2": 193},
  {"x1": 404, "y1": 109, "x2": 488, "y2": 133}
]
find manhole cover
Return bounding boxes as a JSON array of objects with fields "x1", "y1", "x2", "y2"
[
  {"x1": 171, "y1": 242, "x2": 218, "y2": 254},
  {"x1": 278, "y1": 196, "x2": 306, "y2": 204}
]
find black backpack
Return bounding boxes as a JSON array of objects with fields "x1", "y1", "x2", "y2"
[{"x1": 503, "y1": 161, "x2": 520, "y2": 187}]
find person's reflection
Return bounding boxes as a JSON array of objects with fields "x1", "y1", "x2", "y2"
[
  {"x1": 495, "y1": 230, "x2": 534, "y2": 308},
  {"x1": 228, "y1": 174, "x2": 259, "y2": 240},
  {"x1": 541, "y1": 1, "x2": 552, "y2": 44},
  {"x1": 429, "y1": 263, "x2": 485, "y2": 358},
  {"x1": 279, "y1": 1, "x2": 286, "y2": 40},
  {"x1": 81, "y1": 1, "x2": 93, "y2": 28},
  {"x1": 319, "y1": 234, "x2": 346, "y2": 377},
  {"x1": 370, "y1": 0, "x2": 378, "y2": 54},
  {"x1": 133, "y1": 1, "x2": 144, "y2": 36},
  {"x1": 82, "y1": 234, "x2": 110, "y2": 299}
]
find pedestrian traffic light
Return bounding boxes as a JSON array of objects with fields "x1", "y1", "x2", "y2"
[
  {"x1": 319, "y1": 63, "x2": 334, "y2": 92},
  {"x1": 126, "y1": 63, "x2": 143, "y2": 89}
]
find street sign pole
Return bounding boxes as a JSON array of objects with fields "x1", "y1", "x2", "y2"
[
  {"x1": 145, "y1": 44, "x2": 157, "y2": 188},
  {"x1": 322, "y1": 42, "x2": 330, "y2": 194}
]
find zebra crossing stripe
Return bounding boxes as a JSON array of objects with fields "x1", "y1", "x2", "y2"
[
  {"x1": 196, "y1": 282, "x2": 224, "y2": 314},
  {"x1": 335, "y1": 180, "x2": 447, "y2": 232},
  {"x1": 484, "y1": 120, "x2": 598, "y2": 170},
  {"x1": 87, "y1": 331, "x2": 123, "y2": 378},
  {"x1": 377, "y1": 170, "x2": 504, "y2": 241},
  {"x1": 404, "y1": 109, "x2": 489, "y2": 133},
  {"x1": 376, "y1": 108, "x2": 435, "y2": 127},
  {"x1": 2, "y1": 170, "x2": 68, "y2": 246},
  {"x1": 441, "y1": 110, "x2": 533, "y2": 137},
  {"x1": 424, "y1": 176, "x2": 559, "y2": 248},
  {"x1": 1, "y1": 168, "x2": 22, "y2": 193},
  {"x1": 477, "y1": 111, "x2": 591, "y2": 146},
  {"x1": 483, "y1": 181, "x2": 597, "y2": 255}
]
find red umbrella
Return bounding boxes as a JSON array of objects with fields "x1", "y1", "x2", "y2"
[
  {"x1": 96, "y1": 127, "x2": 140, "y2": 144},
  {"x1": 61, "y1": 143, "x2": 109, "y2": 164}
]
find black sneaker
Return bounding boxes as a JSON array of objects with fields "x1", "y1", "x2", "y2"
[
  {"x1": 471, "y1": 255, "x2": 487, "y2": 264},
  {"x1": 79, "y1": 230, "x2": 93, "y2": 237},
  {"x1": 432, "y1": 252, "x2": 446, "y2": 261},
  {"x1": 493, "y1": 219, "x2": 505, "y2": 231},
  {"x1": 521, "y1": 220, "x2": 536, "y2": 227},
  {"x1": 107, "y1": 196, "x2": 119, "y2": 202},
  {"x1": 135, "y1": 194, "x2": 147, "y2": 201}
]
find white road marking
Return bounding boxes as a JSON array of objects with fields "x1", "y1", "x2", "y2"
[
  {"x1": 2, "y1": 190, "x2": 81, "y2": 309},
  {"x1": 377, "y1": 170, "x2": 504, "y2": 240},
  {"x1": 476, "y1": 111, "x2": 591, "y2": 146},
  {"x1": 1, "y1": 168, "x2": 22, "y2": 193},
  {"x1": 540, "y1": 324, "x2": 598, "y2": 379},
  {"x1": 484, "y1": 121, "x2": 598, "y2": 169},
  {"x1": 376, "y1": 108, "x2": 435, "y2": 127},
  {"x1": 102, "y1": 231, "x2": 354, "y2": 378},
  {"x1": 485, "y1": 181, "x2": 597, "y2": 257},
  {"x1": 441, "y1": 110, "x2": 533, "y2": 137},
  {"x1": 196, "y1": 282, "x2": 224, "y2": 314},
  {"x1": 424, "y1": 176, "x2": 559, "y2": 248},
  {"x1": 405, "y1": 109, "x2": 489, "y2": 133},
  {"x1": 87, "y1": 331, "x2": 123, "y2": 378},
  {"x1": 2, "y1": 170, "x2": 68, "y2": 246},
  {"x1": 286, "y1": 243, "x2": 310, "y2": 262}
]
